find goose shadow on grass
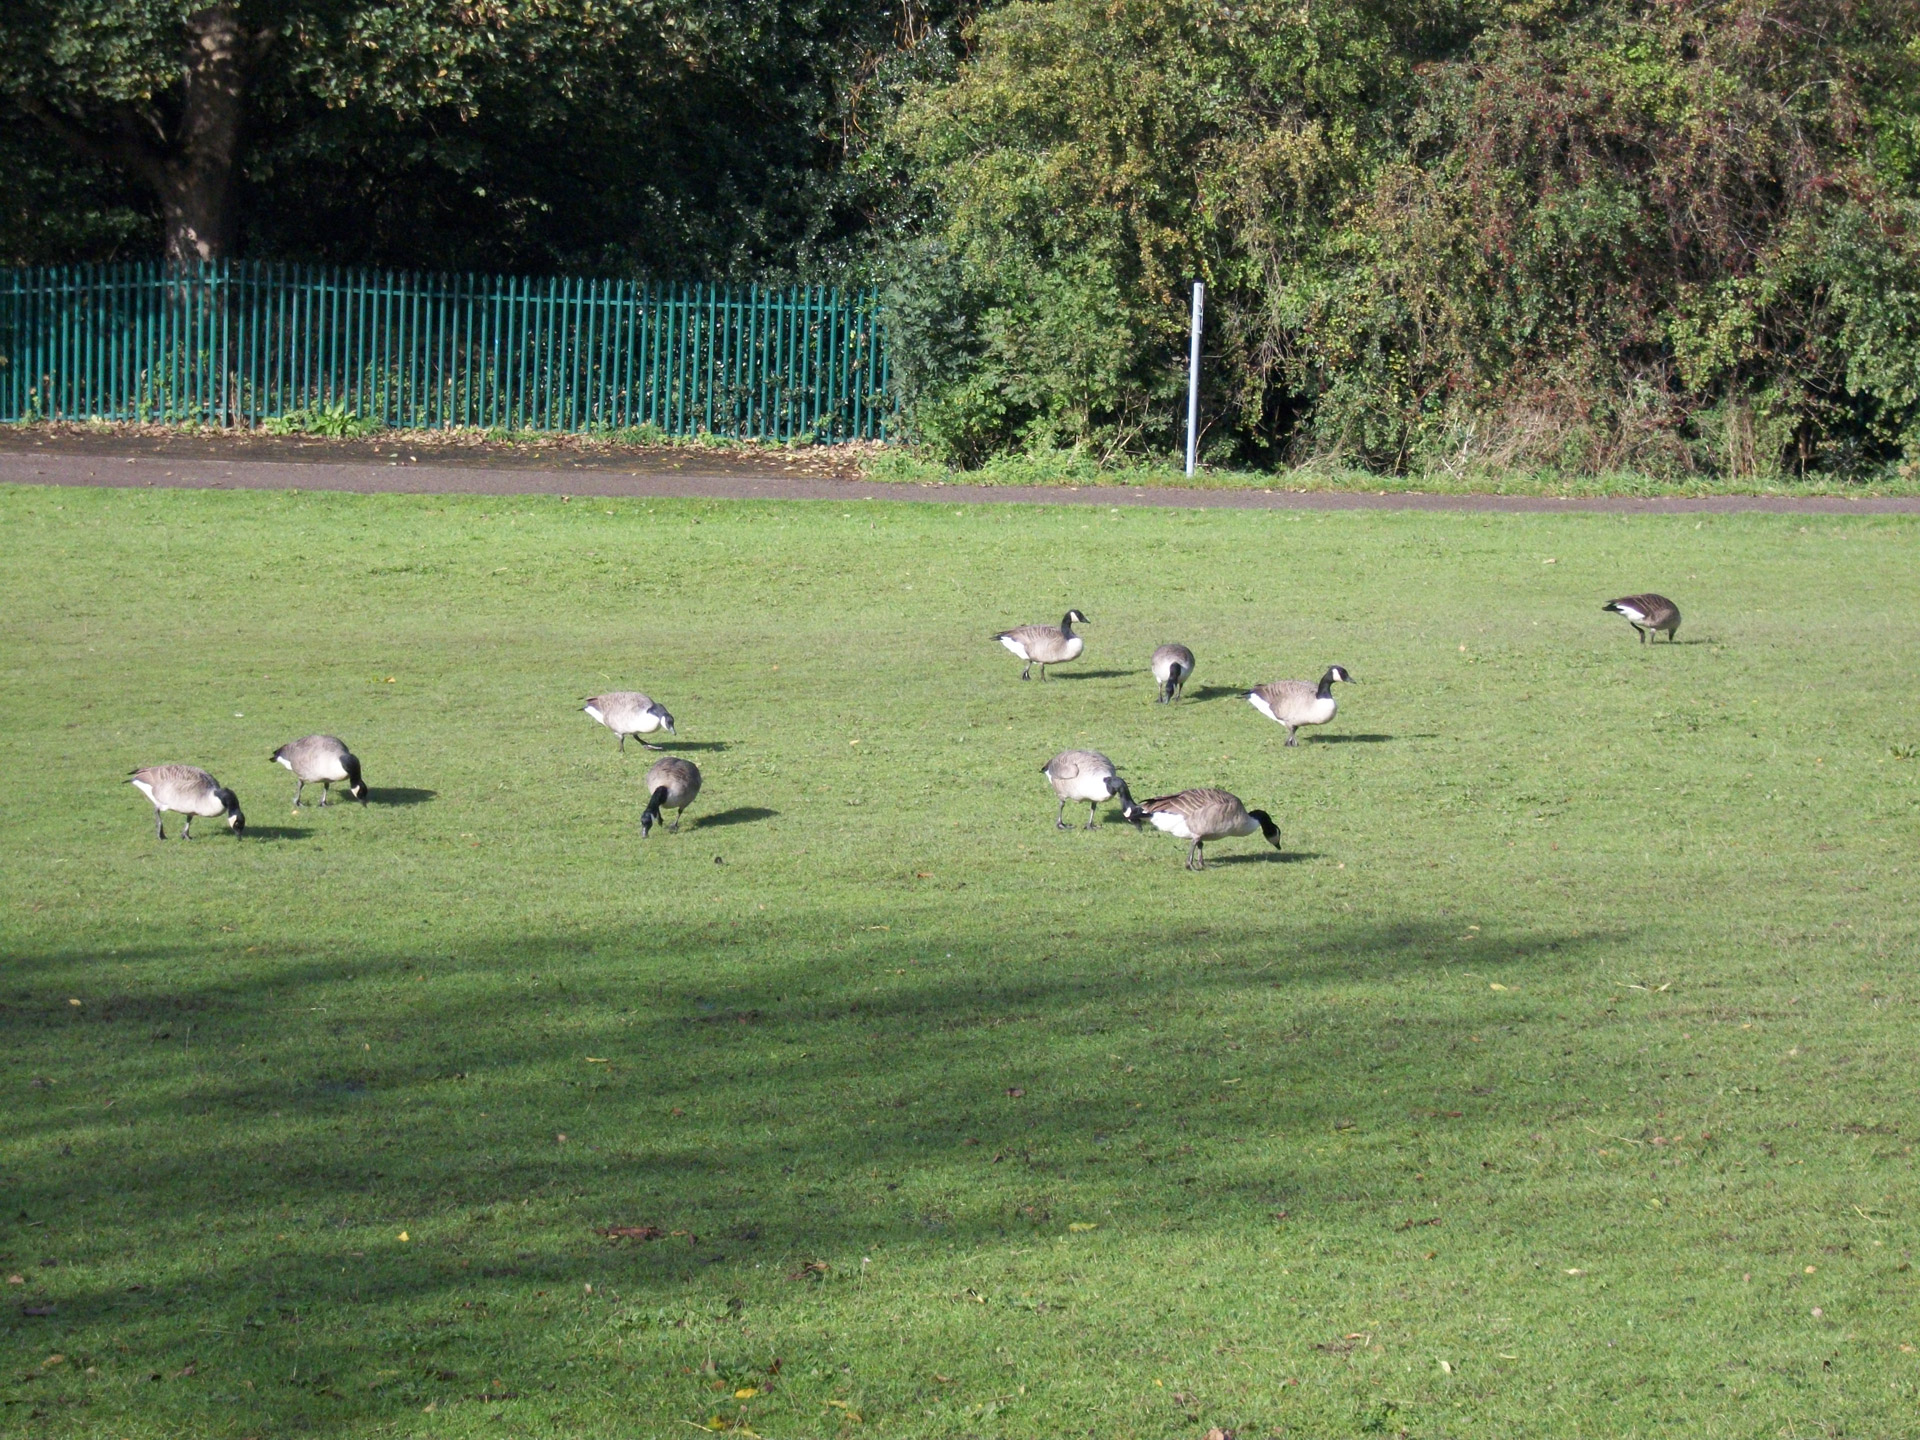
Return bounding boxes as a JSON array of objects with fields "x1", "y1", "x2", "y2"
[
  {"x1": 1181, "y1": 684, "x2": 1253, "y2": 702},
  {"x1": 238, "y1": 825, "x2": 315, "y2": 841},
  {"x1": 635, "y1": 740, "x2": 731, "y2": 753},
  {"x1": 1191, "y1": 848, "x2": 1323, "y2": 866},
  {"x1": 1044, "y1": 668, "x2": 1136, "y2": 681},
  {"x1": 692, "y1": 806, "x2": 777, "y2": 829},
  {"x1": 369, "y1": 787, "x2": 437, "y2": 806},
  {"x1": 1306, "y1": 733, "x2": 1397, "y2": 744}
]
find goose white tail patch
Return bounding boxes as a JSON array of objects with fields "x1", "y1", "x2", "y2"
[
  {"x1": 584, "y1": 704, "x2": 605, "y2": 723},
  {"x1": 998, "y1": 635, "x2": 1030, "y2": 659},
  {"x1": 130, "y1": 779, "x2": 156, "y2": 803},
  {"x1": 1612, "y1": 603, "x2": 1648, "y2": 621},
  {"x1": 274, "y1": 754, "x2": 293, "y2": 770},
  {"x1": 1149, "y1": 812, "x2": 1193, "y2": 838},
  {"x1": 1248, "y1": 693, "x2": 1277, "y2": 722}
]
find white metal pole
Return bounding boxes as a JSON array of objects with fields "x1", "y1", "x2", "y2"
[{"x1": 1184, "y1": 279, "x2": 1205, "y2": 477}]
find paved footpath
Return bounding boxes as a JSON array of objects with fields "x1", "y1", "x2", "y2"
[{"x1": 3, "y1": 444, "x2": 1917, "y2": 514}]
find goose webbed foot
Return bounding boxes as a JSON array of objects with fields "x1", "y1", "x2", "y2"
[
  {"x1": 1083, "y1": 802, "x2": 1101, "y2": 830},
  {"x1": 644, "y1": 741, "x2": 665, "y2": 750},
  {"x1": 318, "y1": 784, "x2": 331, "y2": 807},
  {"x1": 669, "y1": 818, "x2": 681, "y2": 833}
]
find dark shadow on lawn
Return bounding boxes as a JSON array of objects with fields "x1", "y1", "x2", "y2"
[
  {"x1": 694, "y1": 806, "x2": 777, "y2": 829},
  {"x1": 1309, "y1": 733, "x2": 1396, "y2": 744},
  {"x1": 0, "y1": 911, "x2": 1631, "y2": 1416},
  {"x1": 1201, "y1": 849, "x2": 1323, "y2": 865},
  {"x1": 237, "y1": 825, "x2": 313, "y2": 840},
  {"x1": 1045, "y1": 668, "x2": 1134, "y2": 680},
  {"x1": 370, "y1": 787, "x2": 437, "y2": 806}
]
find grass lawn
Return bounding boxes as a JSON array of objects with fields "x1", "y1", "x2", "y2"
[{"x1": 2, "y1": 485, "x2": 1917, "y2": 1439}]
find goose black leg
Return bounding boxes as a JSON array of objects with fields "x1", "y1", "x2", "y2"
[
  {"x1": 1285, "y1": 730, "x2": 1298, "y2": 747},
  {"x1": 618, "y1": 733, "x2": 627, "y2": 753},
  {"x1": 155, "y1": 811, "x2": 166, "y2": 840},
  {"x1": 1020, "y1": 663, "x2": 1032, "y2": 681},
  {"x1": 1083, "y1": 801, "x2": 1100, "y2": 830},
  {"x1": 669, "y1": 814, "x2": 682, "y2": 833},
  {"x1": 292, "y1": 780, "x2": 305, "y2": 809},
  {"x1": 319, "y1": 782, "x2": 331, "y2": 807},
  {"x1": 181, "y1": 815, "x2": 194, "y2": 840},
  {"x1": 1055, "y1": 799, "x2": 1069, "y2": 830},
  {"x1": 1187, "y1": 840, "x2": 1204, "y2": 870}
]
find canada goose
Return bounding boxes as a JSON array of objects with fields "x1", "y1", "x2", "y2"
[
  {"x1": 128, "y1": 764, "x2": 245, "y2": 839},
  {"x1": 271, "y1": 735, "x2": 367, "y2": 808},
  {"x1": 1248, "y1": 665, "x2": 1356, "y2": 745},
  {"x1": 1123, "y1": 787, "x2": 1279, "y2": 870},
  {"x1": 1603, "y1": 594, "x2": 1682, "y2": 644},
  {"x1": 640, "y1": 756, "x2": 702, "y2": 836},
  {"x1": 1041, "y1": 750, "x2": 1133, "y2": 830},
  {"x1": 584, "y1": 692, "x2": 677, "y2": 751},
  {"x1": 994, "y1": 610, "x2": 1087, "y2": 680},
  {"x1": 1151, "y1": 644, "x2": 1196, "y2": 703}
]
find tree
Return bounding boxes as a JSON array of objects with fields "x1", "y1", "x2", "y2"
[{"x1": 3, "y1": 3, "x2": 269, "y2": 263}]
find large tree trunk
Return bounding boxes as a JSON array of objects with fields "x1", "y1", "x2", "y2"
[
  {"x1": 23, "y1": 3, "x2": 260, "y2": 264},
  {"x1": 154, "y1": 5, "x2": 249, "y2": 264}
]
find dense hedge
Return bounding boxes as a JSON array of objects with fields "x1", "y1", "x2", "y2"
[{"x1": 880, "y1": 0, "x2": 1920, "y2": 478}]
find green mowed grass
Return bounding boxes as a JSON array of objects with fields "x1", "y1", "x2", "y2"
[{"x1": 2, "y1": 487, "x2": 1917, "y2": 1439}]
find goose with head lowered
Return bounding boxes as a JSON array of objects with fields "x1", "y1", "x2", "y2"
[
  {"x1": 1151, "y1": 644, "x2": 1195, "y2": 703},
  {"x1": 1248, "y1": 665, "x2": 1356, "y2": 745},
  {"x1": 1602, "y1": 593, "x2": 1681, "y2": 644},
  {"x1": 994, "y1": 610, "x2": 1087, "y2": 680},
  {"x1": 128, "y1": 765, "x2": 245, "y2": 839},
  {"x1": 272, "y1": 735, "x2": 367, "y2": 808},
  {"x1": 1123, "y1": 787, "x2": 1279, "y2": 870},
  {"x1": 584, "y1": 691, "x2": 677, "y2": 751},
  {"x1": 1041, "y1": 750, "x2": 1133, "y2": 830},
  {"x1": 640, "y1": 756, "x2": 702, "y2": 836}
]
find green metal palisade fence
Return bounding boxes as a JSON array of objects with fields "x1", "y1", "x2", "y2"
[{"x1": 0, "y1": 262, "x2": 893, "y2": 441}]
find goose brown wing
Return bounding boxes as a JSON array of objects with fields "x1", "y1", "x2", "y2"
[
  {"x1": 1251, "y1": 680, "x2": 1315, "y2": 718},
  {"x1": 131, "y1": 764, "x2": 217, "y2": 806},
  {"x1": 1000, "y1": 623, "x2": 1072, "y2": 662},
  {"x1": 1140, "y1": 787, "x2": 1244, "y2": 828}
]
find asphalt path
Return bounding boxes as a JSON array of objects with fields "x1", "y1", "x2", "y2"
[{"x1": 4, "y1": 444, "x2": 1917, "y2": 514}]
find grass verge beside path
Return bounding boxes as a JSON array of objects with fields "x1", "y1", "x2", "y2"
[{"x1": 2, "y1": 485, "x2": 1917, "y2": 1438}]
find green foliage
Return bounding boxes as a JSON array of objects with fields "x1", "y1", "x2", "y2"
[
  {"x1": 885, "y1": 0, "x2": 1920, "y2": 477},
  {"x1": 262, "y1": 401, "x2": 382, "y2": 438}
]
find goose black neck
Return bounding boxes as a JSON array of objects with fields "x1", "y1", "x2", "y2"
[
  {"x1": 1317, "y1": 669, "x2": 1337, "y2": 699},
  {"x1": 642, "y1": 784, "x2": 669, "y2": 824},
  {"x1": 1059, "y1": 612, "x2": 1076, "y2": 635}
]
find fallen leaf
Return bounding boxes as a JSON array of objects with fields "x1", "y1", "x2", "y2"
[
  {"x1": 1489, "y1": 982, "x2": 1508, "y2": 991},
  {"x1": 175, "y1": 1363, "x2": 197, "y2": 1378},
  {"x1": 915, "y1": 872, "x2": 933, "y2": 879},
  {"x1": 789, "y1": 1261, "x2": 830, "y2": 1280},
  {"x1": 586, "y1": 1057, "x2": 609, "y2": 1063},
  {"x1": 934, "y1": 1373, "x2": 953, "y2": 1383},
  {"x1": 1439, "y1": 1359, "x2": 1453, "y2": 1374},
  {"x1": 68, "y1": 998, "x2": 82, "y2": 1007},
  {"x1": 1565, "y1": 1268, "x2": 1586, "y2": 1275},
  {"x1": 5, "y1": 1276, "x2": 21, "y2": 1285},
  {"x1": 1812, "y1": 1307, "x2": 1825, "y2": 1318},
  {"x1": 21, "y1": 1305, "x2": 55, "y2": 1316},
  {"x1": 735, "y1": 1386, "x2": 759, "y2": 1399},
  {"x1": 1006, "y1": 1087, "x2": 1025, "y2": 1098},
  {"x1": 1068, "y1": 1222, "x2": 1097, "y2": 1232},
  {"x1": 41, "y1": 1355, "x2": 64, "y2": 1368},
  {"x1": 1205, "y1": 1429, "x2": 1238, "y2": 1440},
  {"x1": 397, "y1": 1232, "x2": 409, "y2": 1242},
  {"x1": 599, "y1": 1225, "x2": 665, "y2": 1242}
]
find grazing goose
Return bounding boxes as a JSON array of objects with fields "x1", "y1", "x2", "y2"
[
  {"x1": 640, "y1": 756, "x2": 702, "y2": 836},
  {"x1": 1042, "y1": 750, "x2": 1133, "y2": 830},
  {"x1": 994, "y1": 610, "x2": 1087, "y2": 681},
  {"x1": 1603, "y1": 593, "x2": 1682, "y2": 644},
  {"x1": 1248, "y1": 665, "x2": 1355, "y2": 745},
  {"x1": 128, "y1": 765, "x2": 245, "y2": 839},
  {"x1": 271, "y1": 735, "x2": 367, "y2": 808},
  {"x1": 584, "y1": 692, "x2": 677, "y2": 752},
  {"x1": 1123, "y1": 787, "x2": 1279, "y2": 870},
  {"x1": 1151, "y1": 644, "x2": 1196, "y2": 703}
]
